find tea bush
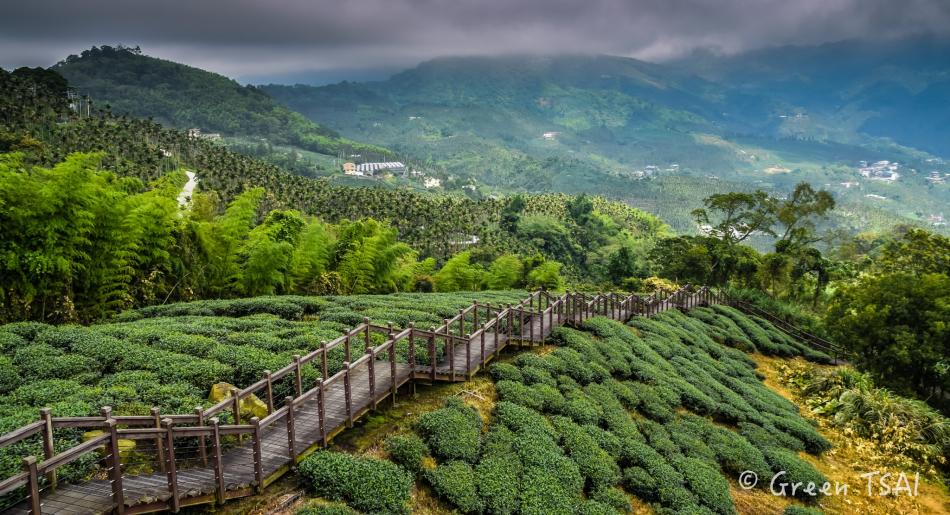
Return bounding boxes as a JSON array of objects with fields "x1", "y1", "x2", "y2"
[
  {"x1": 298, "y1": 450, "x2": 413, "y2": 514},
  {"x1": 415, "y1": 398, "x2": 482, "y2": 463},
  {"x1": 384, "y1": 433, "x2": 428, "y2": 475},
  {"x1": 295, "y1": 502, "x2": 359, "y2": 515},
  {"x1": 425, "y1": 461, "x2": 483, "y2": 513}
]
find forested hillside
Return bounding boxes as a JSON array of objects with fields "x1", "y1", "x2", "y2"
[
  {"x1": 0, "y1": 66, "x2": 668, "y2": 323},
  {"x1": 53, "y1": 46, "x2": 392, "y2": 163}
]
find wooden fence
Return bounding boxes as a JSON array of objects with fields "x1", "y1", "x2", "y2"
[{"x1": 0, "y1": 286, "x2": 762, "y2": 514}]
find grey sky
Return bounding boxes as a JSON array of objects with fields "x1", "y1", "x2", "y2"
[{"x1": 2, "y1": 0, "x2": 949, "y2": 82}]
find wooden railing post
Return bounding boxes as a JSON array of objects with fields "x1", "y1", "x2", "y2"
[
  {"x1": 428, "y1": 330, "x2": 436, "y2": 381},
  {"x1": 507, "y1": 304, "x2": 514, "y2": 341},
  {"x1": 293, "y1": 355, "x2": 303, "y2": 398},
  {"x1": 480, "y1": 328, "x2": 486, "y2": 364},
  {"x1": 519, "y1": 304, "x2": 526, "y2": 339},
  {"x1": 388, "y1": 330, "x2": 397, "y2": 402},
  {"x1": 321, "y1": 341, "x2": 329, "y2": 380},
  {"x1": 464, "y1": 334, "x2": 472, "y2": 377},
  {"x1": 317, "y1": 379, "x2": 327, "y2": 446},
  {"x1": 162, "y1": 418, "x2": 180, "y2": 513},
  {"x1": 230, "y1": 388, "x2": 241, "y2": 426},
  {"x1": 264, "y1": 371, "x2": 274, "y2": 413},
  {"x1": 407, "y1": 323, "x2": 416, "y2": 373},
  {"x1": 472, "y1": 302, "x2": 478, "y2": 329},
  {"x1": 105, "y1": 419, "x2": 126, "y2": 514},
  {"x1": 285, "y1": 396, "x2": 296, "y2": 461},
  {"x1": 459, "y1": 309, "x2": 465, "y2": 339},
  {"x1": 23, "y1": 456, "x2": 41, "y2": 515},
  {"x1": 367, "y1": 347, "x2": 377, "y2": 409},
  {"x1": 152, "y1": 407, "x2": 166, "y2": 473},
  {"x1": 195, "y1": 406, "x2": 208, "y2": 466},
  {"x1": 210, "y1": 418, "x2": 225, "y2": 505},
  {"x1": 363, "y1": 318, "x2": 371, "y2": 351},
  {"x1": 39, "y1": 408, "x2": 56, "y2": 489},
  {"x1": 251, "y1": 417, "x2": 263, "y2": 494},
  {"x1": 344, "y1": 363, "x2": 353, "y2": 427},
  {"x1": 344, "y1": 333, "x2": 352, "y2": 363}
]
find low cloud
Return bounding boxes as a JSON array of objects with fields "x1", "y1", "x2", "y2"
[{"x1": 2, "y1": 0, "x2": 948, "y2": 80}]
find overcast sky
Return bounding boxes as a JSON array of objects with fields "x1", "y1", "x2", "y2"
[{"x1": 3, "y1": 0, "x2": 949, "y2": 83}]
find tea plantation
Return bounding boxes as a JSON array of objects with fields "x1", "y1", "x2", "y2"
[
  {"x1": 300, "y1": 306, "x2": 835, "y2": 514},
  {"x1": 0, "y1": 291, "x2": 527, "y2": 481}
]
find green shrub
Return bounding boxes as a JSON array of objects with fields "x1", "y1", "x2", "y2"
[
  {"x1": 576, "y1": 500, "x2": 616, "y2": 515},
  {"x1": 673, "y1": 456, "x2": 735, "y2": 515},
  {"x1": 590, "y1": 486, "x2": 631, "y2": 513},
  {"x1": 489, "y1": 362, "x2": 524, "y2": 383},
  {"x1": 426, "y1": 461, "x2": 484, "y2": 513},
  {"x1": 553, "y1": 416, "x2": 621, "y2": 490},
  {"x1": 385, "y1": 433, "x2": 428, "y2": 475},
  {"x1": 415, "y1": 398, "x2": 481, "y2": 463},
  {"x1": 0, "y1": 355, "x2": 21, "y2": 394},
  {"x1": 13, "y1": 344, "x2": 98, "y2": 381},
  {"x1": 294, "y1": 502, "x2": 358, "y2": 515},
  {"x1": 475, "y1": 453, "x2": 521, "y2": 515},
  {"x1": 496, "y1": 380, "x2": 544, "y2": 410},
  {"x1": 298, "y1": 450, "x2": 412, "y2": 514},
  {"x1": 494, "y1": 401, "x2": 556, "y2": 438},
  {"x1": 761, "y1": 447, "x2": 828, "y2": 500}
]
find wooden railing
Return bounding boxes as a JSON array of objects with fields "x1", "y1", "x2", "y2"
[
  {"x1": 725, "y1": 297, "x2": 849, "y2": 364},
  {"x1": 0, "y1": 286, "x2": 737, "y2": 514}
]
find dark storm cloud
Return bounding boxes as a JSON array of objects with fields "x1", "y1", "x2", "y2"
[{"x1": 2, "y1": 0, "x2": 949, "y2": 80}]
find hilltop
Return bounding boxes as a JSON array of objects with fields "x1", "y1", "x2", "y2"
[{"x1": 53, "y1": 46, "x2": 393, "y2": 169}]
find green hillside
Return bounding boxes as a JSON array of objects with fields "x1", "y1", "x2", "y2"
[{"x1": 53, "y1": 46, "x2": 393, "y2": 166}]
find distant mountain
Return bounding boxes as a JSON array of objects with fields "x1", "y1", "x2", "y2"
[
  {"x1": 673, "y1": 38, "x2": 950, "y2": 156},
  {"x1": 262, "y1": 52, "x2": 949, "y2": 233},
  {"x1": 53, "y1": 46, "x2": 391, "y2": 160}
]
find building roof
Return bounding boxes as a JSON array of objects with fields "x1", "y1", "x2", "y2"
[{"x1": 356, "y1": 162, "x2": 406, "y2": 172}]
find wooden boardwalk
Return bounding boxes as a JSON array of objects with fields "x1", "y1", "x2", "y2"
[{"x1": 0, "y1": 287, "x2": 723, "y2": 514}]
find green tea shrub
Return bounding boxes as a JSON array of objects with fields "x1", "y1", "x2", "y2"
[
  {"x1": 0, "y1": 356, "x2": 21, "y2": 394},
  {"x1": 13, "y1": 344, "x2": 98, "y2": 381},
  {"x1": 783, "y1": 506, "x2": 824, "y2": 515},
  {"x1": 590, "y1": 486, "x2": 631, "y2": 513},
  {"x1": 0, "y1": 331, "x2": 26, "y2": 353},
  {"x1": 761, "y1": 447, "x2": 828, "y2": 500},
  {"x1": 475, "y1": 453, "x2": 521, "y2": 514},
  {"x1": 415, "y1": 398, "x2": 482, "y2": 463},
  {"x1": 562, "y1": 391, "x2": 603, "y2": 425},
  {"x1": 552, "y1": 416, "x2": 620, "y2": 489},
  {"x1": 385, "y1": 433, "x2": 428, "y2": 474},
  {"x1": 521, "y1": 365, "x2": 557, "y2": 387},
  {"x1": 489, "y1": 362, "x2": 523, "y2": 383},
  {"x1": 672, "y1": 456, "x2": 735, "y2": 515},
  {"x1": 298, "y1": 450, "x2": 412, "y2": 514},
  {"x1": 576, "y1": 500, "x2": 616, "y2": 515},
  {"x1": 496, "y1": 380, "x2": 544, "y2": 410},
  {"x1": 494, "y1": 401, "x2": 556, "y2": 438},
  {"x1": 762, "y1": 413, "x2": 831, "y2": 455},
  {"x1": 294, "y1": 502, "x2": 358, "y2": 515},
  {"x1": 426, "y1": 460, "x2": 483, "y2": 513}
]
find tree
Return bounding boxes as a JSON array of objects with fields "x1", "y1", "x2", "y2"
[
  {"x1": 434, "y1": 252, "x2": 482, "y2": 292},
  {"x1": 485, "y1": 255, "x2": 524, "y2": 290},
  {"x1": 876, "y1": 228, "x2": 950, "y2": 276},
  {"x1": 691, "y1": 191, "x2": 776, "y2": 246},
  {"x1": 526, "y1": 261, "x2": 564, "y2": 290},
  {"x1": 774, "y1": 182, "x2": 835, "y2": 250},
  {"x1": 826, "y1": 272, "x2": 950, "y2": 411}
]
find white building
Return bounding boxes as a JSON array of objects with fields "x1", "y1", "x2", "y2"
[{"x1": 356, "y1": 162, "x2": 407, "y2": 175}]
